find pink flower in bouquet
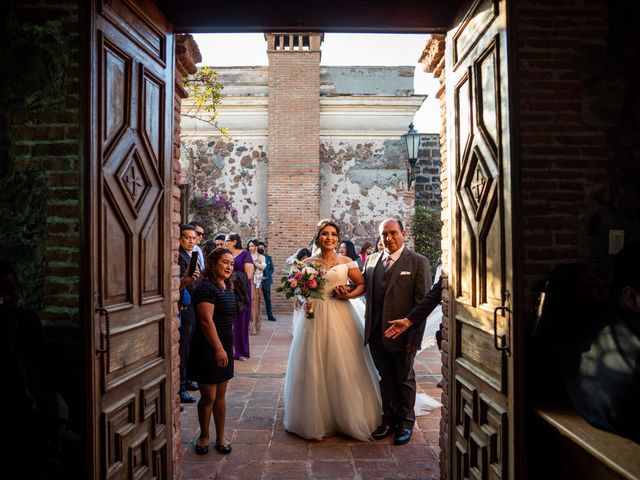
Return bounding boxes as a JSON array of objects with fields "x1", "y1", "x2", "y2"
[{"x1": 276, "y1": 260, "x2": 327, "y2": 319}]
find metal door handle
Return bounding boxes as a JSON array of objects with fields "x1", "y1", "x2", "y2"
[
  {"x1": 95, "y1": 307, "x2": 110, "y2": 355},
  {"x1": 493, "y1": 305, "x2": 511, "y2": 354}
]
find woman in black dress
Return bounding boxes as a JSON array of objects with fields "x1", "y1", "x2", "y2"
[{"x1": 187, "y1": 247, "x2": 236, "y2": 455}]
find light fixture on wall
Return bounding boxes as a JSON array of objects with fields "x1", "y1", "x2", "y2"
[{"x1": 403, "y1": 122, "x2": 420, "y2": 188}]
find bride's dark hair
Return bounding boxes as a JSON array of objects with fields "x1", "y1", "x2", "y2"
[{"x1": 313, "y1": 219, "x2": 341, "y2": 247}]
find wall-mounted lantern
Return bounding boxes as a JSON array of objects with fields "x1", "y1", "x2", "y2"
[{"x1": 403, "y1": 122, "x2": 420, "y2": 188}]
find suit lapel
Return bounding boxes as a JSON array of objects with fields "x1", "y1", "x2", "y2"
[{"x1": 385, "y1": 248, "x2": 409, "y2": 289}]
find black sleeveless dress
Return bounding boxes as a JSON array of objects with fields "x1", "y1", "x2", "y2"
[{"x1": 187, "y1": 280, "x2": 236, "y2": 385}]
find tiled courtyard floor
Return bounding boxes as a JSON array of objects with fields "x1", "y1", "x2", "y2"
[{"x1": 180, "y1": 314, "x2": 443, "y2": 480}]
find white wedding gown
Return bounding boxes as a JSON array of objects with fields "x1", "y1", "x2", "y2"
[{"x1": 283, "y1": 262, "x2": 382, "y2": 441}]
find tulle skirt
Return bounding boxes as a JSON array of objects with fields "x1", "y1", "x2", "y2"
[{"x1": 283, "y1": 296, "x2": 382, "y2": 441}]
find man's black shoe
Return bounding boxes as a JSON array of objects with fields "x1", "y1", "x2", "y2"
[
  {"x1": 394, "y1": 427, "x2": 412, "y2": 445},
  {"x1": 185, "y1": 380, "x2": 198, "y2": 391},
  {"x1": 268, "y1": 317, "x2": 277, "y2": 321},
  {"x1": 371, "y1": 424, "x2": 396, "y2": 440},
  {"x1": 179, "y1": 390, "x2": 196, "y2": 403}
]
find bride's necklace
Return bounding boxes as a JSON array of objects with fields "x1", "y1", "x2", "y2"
[{"x1": 319, "y1": 252, "x2": 339, "y2": 269}]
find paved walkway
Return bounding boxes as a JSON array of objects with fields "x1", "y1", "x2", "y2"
[{"x1": 180, "y1": 315, "x2": 442, "y2": 480}]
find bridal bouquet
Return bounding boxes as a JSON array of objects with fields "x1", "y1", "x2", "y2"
[{"x1": 277, "y1": 260, "x2": 326, "y2": 319}]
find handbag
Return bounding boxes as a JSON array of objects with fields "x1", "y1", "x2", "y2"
[{"x1": 230, "y1": 271, "x2": 250, "y2": 314}]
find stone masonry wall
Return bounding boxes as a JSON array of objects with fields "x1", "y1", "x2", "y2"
[
  {"x1": 415, "y1": 134, "x2": 442, "y2": 210},
  {"x1": 180, "y1": 136, "x2": 269, "y2": 241}
]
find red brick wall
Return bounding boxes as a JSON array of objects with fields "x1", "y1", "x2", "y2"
[
  {"x1": 513, "y1": 1, "x2": 611, "y2": 307},
  {"x1": 7, "y1": 1, "x2": 81, "y2": 327},
  {"x1": 266, "y1": 33, "x2": 323, "y2": 313}
]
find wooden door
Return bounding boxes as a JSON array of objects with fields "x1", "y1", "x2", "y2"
[
  {"x1": 446, "y1": 0, "x2": 518, "y2": 478},
  {"x1": 89, "y1": 1, "x2": 174, "y2": 478}
]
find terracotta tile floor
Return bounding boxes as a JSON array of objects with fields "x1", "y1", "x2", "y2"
[{"x1": 180, "y1": 315, "x2": 443, "y2": 480}]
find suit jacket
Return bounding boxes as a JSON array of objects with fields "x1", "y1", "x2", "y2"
[
  {"x1": 406, "y1": 278, "x2": 442, "y2": 328},
  {"x1": 262, "y1": 254, "x2": 274, "y2": 286},
  {"x1": 364, "y1": 247, "x2": 431, "y2": 351},
  {"x1": 178, "y1": 248, "x2": 197, "y2": 308}
]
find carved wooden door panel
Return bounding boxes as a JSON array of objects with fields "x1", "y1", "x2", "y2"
[
  {"x1": 90, "y1": 1, "x2": 174, "y2": 478},
  {"x1": 446, "y1": 0, "x2": 517, "y2": 478}
]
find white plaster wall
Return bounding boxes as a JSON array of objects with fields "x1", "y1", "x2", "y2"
[{"x1": 320, "y1": 137, "x2": 415, "y2": 246}]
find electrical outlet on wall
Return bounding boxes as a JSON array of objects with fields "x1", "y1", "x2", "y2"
[{"x1": 608, "y1": 229, "x2": 625, "y2": 255}]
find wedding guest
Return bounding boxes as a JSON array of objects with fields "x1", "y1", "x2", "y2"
[
  {"x1": 188, "y1": 220, "x2": 206, "y2": 271},
  {"x1": 214, "y1": 234, "x2": 226, "y2": 248},
  {"x1": 569, "y1": 241, "x2": 640, "y2": 442},
  {"x1": 339, "y1": 239, "x2": 364, "y2": 271},
  {"x1": 224, "y1": 233, "x2": 254, "y2": 361},
  {"x1": 376, "y1": 236, "x2": 385, "y2": 252},
  {"x1": 258, "y1": 242, "x2": 277, "y2": 322},
  {"x1": 202, "y1": 240, "x2": 216, "y2": 261},
  {"x1": 187, "y1": 248, "x2": 235, "y2": 455},
  {"x1": 178, "y1": 224, "x2": 201, "y2": 402},
  {"x1": 359, "y1": 242, "x2": 373, "y2": 264},
  {"x1": 286, "y1": 247, "x2": 311, "y2": 265},
  {"x1": 247, "y1": 238, "x2": 266, "y2": 335}
]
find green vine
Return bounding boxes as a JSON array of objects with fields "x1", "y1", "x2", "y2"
[{"x1": 182, "y1": 66, "x2": 228, "y2": 135}]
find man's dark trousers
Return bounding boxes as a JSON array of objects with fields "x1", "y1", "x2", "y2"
[{"x1": 262, "y1": 253, "x2": 276, "y2": 320}]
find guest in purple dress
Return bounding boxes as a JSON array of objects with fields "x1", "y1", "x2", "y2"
[{"x1": 224, "y1": 232, "x2": 254, "y2": 360}]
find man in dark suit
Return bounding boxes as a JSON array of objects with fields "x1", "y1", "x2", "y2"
[
  {"x1": 363, "y1": 218, "x2": 431, "y2": 445},
  {"x1": 177, "y1": 224, "x2": 200, "y2": 403},
  {"x1": 258, "y1": 241, "x2": 277, "y2": 321}
]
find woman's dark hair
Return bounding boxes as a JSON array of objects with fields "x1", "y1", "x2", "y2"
[
  {"x1": 202, "y1": 247, "x2": 233, "y2": 287},
  {"x1": 359, "y1": 242, "x2": 373, "y2": 254},
  {"x1": 313, "y1": 219, "x2": 340, "y2": 247},
  {"x1": 246, "y1": 238, "x2": 259, "y2": 252},
  {"x1": 296, "y1": 248, "x2": 312, "y2": 261},
  {"x1": 202, "y1": 240, "x2": 216, "y2": 260},
  {"x1": 340, "y1": 240, "x2": 358, "y2": 261},
  {"x1": 376, "y1": 236, "x2": 384, "y2": 251},
  {"x1": 225, "y1": 232, "x2": 242, "y2": 249}
]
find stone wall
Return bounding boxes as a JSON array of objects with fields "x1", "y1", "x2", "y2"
[{"x1": 180, "y1": 136, "x2": 269, "y2": 241}]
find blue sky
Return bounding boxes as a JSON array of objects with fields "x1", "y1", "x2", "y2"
[{"x1": 192, "y1": 33, "x2": 440, "y2": 133}]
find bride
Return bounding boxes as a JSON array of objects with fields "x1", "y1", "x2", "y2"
[{"x1": 283, "y1": 219, "x2": 381, "y2": 441}]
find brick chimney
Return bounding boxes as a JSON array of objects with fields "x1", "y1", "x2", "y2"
[{"x1": 265, "y1": 32, "x2": 323, "y2": 312}]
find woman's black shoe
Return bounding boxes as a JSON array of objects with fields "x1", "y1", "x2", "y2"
[
  {"x1": 195, "y1": 443, "x2": 209, "y2": 455},
  {"x1": 215, "y1": 442, "x2": 232, "y2": 454}
]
